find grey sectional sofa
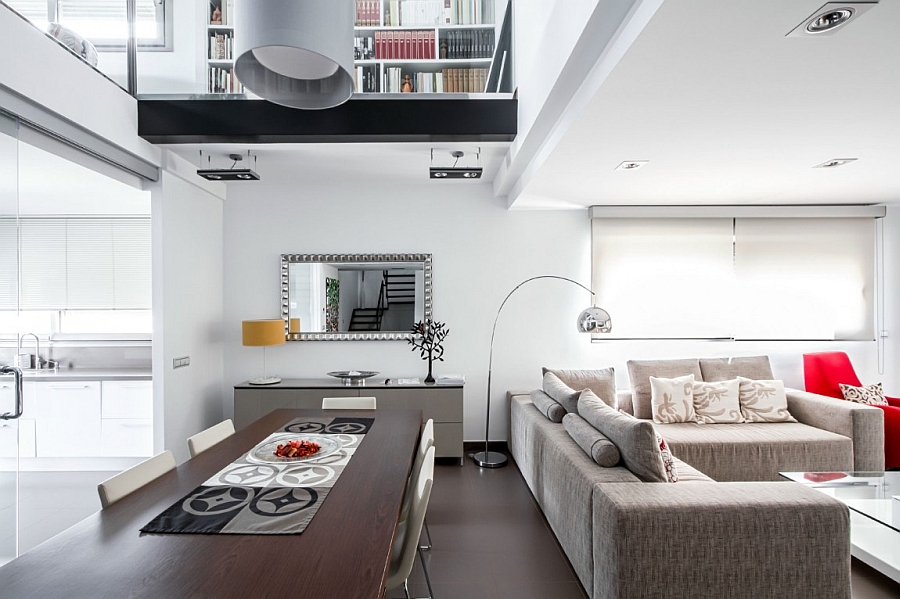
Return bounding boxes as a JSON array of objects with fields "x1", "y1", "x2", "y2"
[{"x1": 507, "y1": 357, "x2": 885, "y2": 599}]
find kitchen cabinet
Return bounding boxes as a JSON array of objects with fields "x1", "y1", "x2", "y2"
[
  {"x1": 100, "y1": 380, "x2": 153, "y2": 456},
  {"x1": 33, "y1": 381, "x2": 102, "y2": 457},
  {"x1": 234, "y1": 379, "x2": 464, "y2": 461}
]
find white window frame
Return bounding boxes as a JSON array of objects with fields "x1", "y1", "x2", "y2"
[{"x1": 6, "y1": 0, "x2": 173, "y2": 51}]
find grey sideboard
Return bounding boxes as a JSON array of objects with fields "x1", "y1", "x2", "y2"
[{"x1": 233, "y1": 379, "x2": 464, "y2": 462}]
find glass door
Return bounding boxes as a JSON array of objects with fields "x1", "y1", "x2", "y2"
[{"x1": 0, "y1": 111, "x2": 21, "y2": 567}]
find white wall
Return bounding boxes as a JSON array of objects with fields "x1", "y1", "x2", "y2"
[
  {"x1": 151, "y1": 152, "x2": 225, "y2": 463},
  {"x1": 224, "y1": 176, "x2": 900, "y2": 442}
]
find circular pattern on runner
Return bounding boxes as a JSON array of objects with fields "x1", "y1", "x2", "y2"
[
  {"x1": 183, "y1": 486, "x2": 254, "y2": 516},
  {"x1": 217, "y1": 464, "x2": 278, "y2": 486},
  {"x1": 249, "y1": 487, "x2": 317, "y2": 516},
  {"x1": 275, "y1": 464, "x2": 336, "y2": 487},
  {"x1": 324, "y1": 422, "x2": 368, "y2": 434},
  {"x1": 284, "y1": 421, "x2": 327, "y2": 434}
]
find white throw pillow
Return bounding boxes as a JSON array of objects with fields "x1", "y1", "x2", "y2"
[
  {"x1": 736, "y1": 377, "x2": 797, "y2": 423},
  {"x1": 839, "y1": 382, "x2": 888, "y2": 406},
  {"x1": 649, "y1": 374, "x2": 696, "y2": 423},
  {"x1": 692, "y1": 379, "x2": 743, "y2": 424}
]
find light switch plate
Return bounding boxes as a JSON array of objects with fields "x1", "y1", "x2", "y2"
[{"x1": 173, "y1": 356, "x2": 191, "y2": 369}]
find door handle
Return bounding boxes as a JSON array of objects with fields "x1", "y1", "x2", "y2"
[{"x1": 0, "y1": 365, "x2": 24, "y2": 420}]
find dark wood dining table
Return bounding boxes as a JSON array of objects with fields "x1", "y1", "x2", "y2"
[{"x1": 0, "y1": 408, "x2": 423, "y2": 599}]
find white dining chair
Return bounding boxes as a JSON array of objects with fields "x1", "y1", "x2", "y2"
[
  {"x1": 399, "y1": 419, "x2": 435, "y2": 551},
  {"x1": 321, "y1": 396, "x2": 377, "y2": 409},
  {"x1": 386, "y1": 446, "x2": 435, "y2": 599},
  {"x1": 188, "y1": 419, "x2": 236, "y2": 457},
  {"x1": 97, "y1": 450, "x2": 176, "y2": 508}
]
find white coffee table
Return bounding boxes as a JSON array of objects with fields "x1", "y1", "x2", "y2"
[{"x1": 781, "y1": 471, "x2": 900, "y2": 583}]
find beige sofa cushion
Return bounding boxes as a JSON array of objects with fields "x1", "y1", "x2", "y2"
[
  {"x1": 651, "y1": 421, "x2": 853, "y2": 481},
  {"x1": 699, "y1": 356, "x2": 774, "y2": 382},
  {"x1": 542, "y1": 367, "x2": 617, "y2": 407},
  {"x1": 543, "y1": 372, "x2": 581, "y2": 413},
  {"x1": 627, "y1": 359, "x2": 702, "y2": 420},
  {"x1": 577, "y1": 390, "x2": 667, "y2": 483}
]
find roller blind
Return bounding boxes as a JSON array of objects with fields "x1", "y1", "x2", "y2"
[
  {"x1": 15, "y1": 217, "x2": 151, "y2": 310},
  {"x1": 591, "y1": 216, "x2": 876, "y2": 341},
  {"x1": 734, "y1": 218, "x2": 875, "y2": 340},
  {"x1": 591, "y1": 218, "x2": 735, "y2": 339}
]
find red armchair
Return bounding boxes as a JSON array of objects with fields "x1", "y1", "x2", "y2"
[{"x1": 803, "y1": 351, "x2": 900, "y2": 469}]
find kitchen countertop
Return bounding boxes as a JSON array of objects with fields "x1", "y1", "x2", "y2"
[
  {"x1": 234, "y1": 377, "x2": 462, "y2": 389},
  {"x1": 14, "y1": 368, "x2": 152, "y2": 382}
]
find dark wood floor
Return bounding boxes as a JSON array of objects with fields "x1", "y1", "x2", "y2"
[{"x1": 391, "y1": 451, "x2": 900, "y2": 599}]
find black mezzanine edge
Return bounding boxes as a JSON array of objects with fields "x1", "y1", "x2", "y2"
[{"x1": 137, "y1": 96, "x2": 517, "y2": 144}]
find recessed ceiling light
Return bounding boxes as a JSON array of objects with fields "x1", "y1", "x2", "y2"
[
  {"x1": 787, "y1": 2, "x2": 877, "y2": 37},
  {"x1": 814, "y1": 158, "x2": 857, "y2": 168},
  {"x1": 615, "y1": 160, "x2": 648, "y2": 171}
]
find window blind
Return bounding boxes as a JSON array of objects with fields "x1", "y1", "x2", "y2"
[
  {"x1": 0, "y1": 219, "x2": 18, "y2": 310},
  {"x1": 733, "y1": 218, "x2": 875, "y2": 340},
  {"x1": 591, "y1": 218, "x2": 735, "y2": 339},
  {"x1": 13, "y1": 217, "x2": 150, "y2": 311},
  {"x1": 591, "y1": 215, "x2": 877, "y2": 341}
]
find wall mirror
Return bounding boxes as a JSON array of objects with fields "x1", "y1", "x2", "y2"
[{"x1": 281, "y1": 254, "x2": 432, "y2": 341}]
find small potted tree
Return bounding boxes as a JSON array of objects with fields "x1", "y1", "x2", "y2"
[{"x1": 408, "y1": 320, "x2": 449, "y2": 384}]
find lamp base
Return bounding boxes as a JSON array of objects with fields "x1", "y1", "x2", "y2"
[
  {"x1": 472, "y1": 451, "x2": 507, "y2": 468},
  {"x1": 248, "y1": 376, "x2": 282, "y2": 385}
]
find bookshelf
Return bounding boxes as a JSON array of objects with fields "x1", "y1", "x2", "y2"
[
  {"x1": 206, "y1": 0, "x2": 243, "y2": 94},
  {"x1": 353, "y1": 0, "x2": 503, "y2": 94}
]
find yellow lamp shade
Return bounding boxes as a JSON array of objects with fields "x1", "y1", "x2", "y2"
[{"x1": 242, "y1": 319, "x2": 286, "y2": 346}]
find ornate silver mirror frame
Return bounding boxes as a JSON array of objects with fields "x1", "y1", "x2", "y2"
[{"x1": 281, "y1": 253, "x2": 433, "y2": 341}]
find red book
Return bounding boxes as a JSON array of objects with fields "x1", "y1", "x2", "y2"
[
  {"x1": 393, "y1": 31, "x2": 400, "y2": 59},
  {"x1": 405, "y1": 31, "x2": 412, "y2": 60},
  {"x1": 429, "y1": 31, "x2": 435, "y2": 59},
  {"x1": 417, "y1": 31, "x2": 425, "y2": 60},
  {"x1": 375, "y1": 31, "x2": 382, "y2": 59}
]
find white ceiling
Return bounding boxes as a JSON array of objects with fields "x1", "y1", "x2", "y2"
[
  {"x1": 166, "y1": 142, "x2": 510, "y2": 187},
  {"x1": 514, "y1": 0, "x2": 900, "y2": 208}
]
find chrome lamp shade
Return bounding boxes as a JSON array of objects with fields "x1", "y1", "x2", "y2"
[{"x1": 235, "y1": 0, "x2": 355, "y2": 110}]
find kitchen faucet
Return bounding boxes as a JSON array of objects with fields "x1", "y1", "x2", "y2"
[{"x1": 17, "y1": 332, "x2": 41, "y2": 370}]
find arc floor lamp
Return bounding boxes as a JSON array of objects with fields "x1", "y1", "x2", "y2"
[{"x1": 472, "y1": 276, "x2": 612, "y2": 468}]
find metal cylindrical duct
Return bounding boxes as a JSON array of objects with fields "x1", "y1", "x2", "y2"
[{"x1": 234, "y1": 0, "x2": 354, "y2": 110}]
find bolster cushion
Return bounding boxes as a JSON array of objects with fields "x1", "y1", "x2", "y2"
[
  {"x1": 562, "y1": 413, "x2": 621, "y2": 467},
  {"x1": 577, "y1": 389, "x2": 667, "y2": 482},
  {"x1": 529, "y1": 389, "x2": 566, "y2": 423}
]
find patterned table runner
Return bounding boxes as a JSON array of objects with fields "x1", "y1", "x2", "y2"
[{"x1": 141, "y1": 416, "x2": 374, "y2": 535}]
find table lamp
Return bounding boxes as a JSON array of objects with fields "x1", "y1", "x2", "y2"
[{"x1": 242, "y1": 319, "x2": 286, "y2": 385}]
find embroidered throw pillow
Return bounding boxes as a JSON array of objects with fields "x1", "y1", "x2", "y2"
[
  {"x1": 692, "y1": 379, "x2": 743, "y2": 424},
  {"x1": 736, "y1": 377, "x2": 797, "y2": 423},
  {"x1": 840, "y1": 382, "x2": 888, "y2": 406},
  {"x1": 649, "y1": 374, "x2": 696, "y2": 423},
  {"x1": 657, "y1": 434, "x2": 678, "y2": 483}
]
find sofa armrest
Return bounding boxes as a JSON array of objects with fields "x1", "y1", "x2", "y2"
[
  {"x1": 592, "y1": 482, "x2": 850, "y2": 599},
  {"x1": 786, "y1": 388, "x2": 884, "y2": 471},
  {"x1": 886, "y1": 395, "x2": 900, "y2": 409}
]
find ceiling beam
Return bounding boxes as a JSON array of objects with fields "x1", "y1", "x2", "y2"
[{"x1": 137, "y1": 96, "x2": 517, "y2": 144}]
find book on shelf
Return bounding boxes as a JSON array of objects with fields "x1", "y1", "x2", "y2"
[
  {"x1": 355, "y1": 0, "x2": 381, "y2": 26},
  {"x1": 208, "y1": 66, "x2": 243, "y2": 93},
  {"x1": 443, "y1": 0, "x2": 494, "y2": 25},
  {"x1": 354, "y1": 65, "x2": 378, "y2": 92},
  {"x1": 374, "y1": 30, "x2": 435, "y2": 60},
  {"x1": 440, "y1": 29, "x2": 494, "y2": 59},
  {"x1": 381, "y1": 67, "x2": 486, "y2": 93},
  {"x1": 209, "y1": 32, "x2": 234, "y2": 60}
]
